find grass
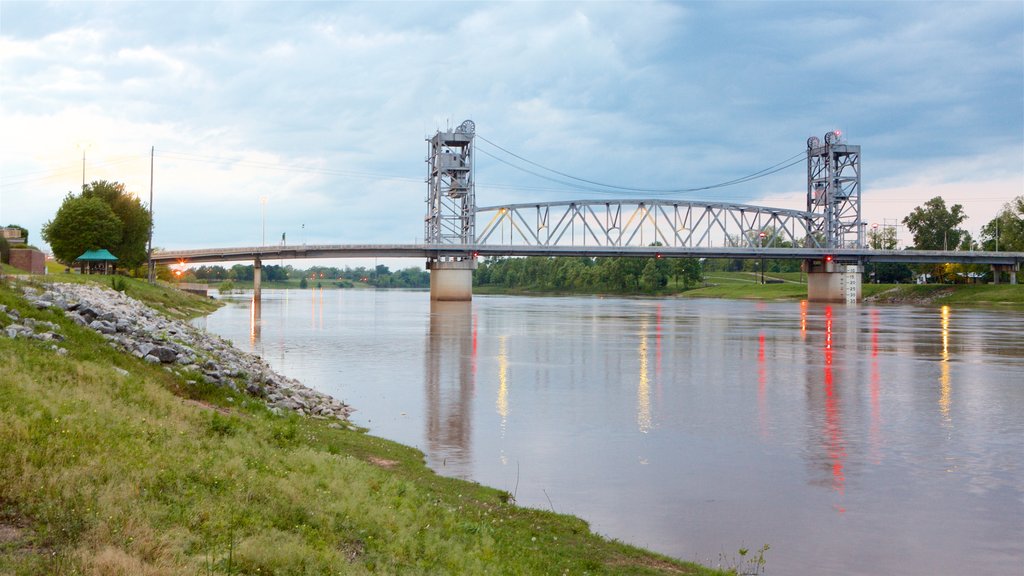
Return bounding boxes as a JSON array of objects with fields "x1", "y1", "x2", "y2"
[
  {"x1": 0, "y1": 274, "x2": 727, "y2": 575},
  {"x1": 864, "y1": 283, "x2": 1024, "y2": 307}
]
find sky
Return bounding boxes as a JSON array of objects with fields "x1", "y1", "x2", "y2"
[{"x1": 1, "y1": 1, "x2": 1022, "y2": 269}]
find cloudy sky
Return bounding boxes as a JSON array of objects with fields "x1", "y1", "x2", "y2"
[{"x1": 2, "y1": 1, "x2": 1021, "y2": 266}]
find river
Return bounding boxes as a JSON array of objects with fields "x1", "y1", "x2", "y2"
[{"x1": 192, "y1": 289, "x2": 1024, "y2": 575}]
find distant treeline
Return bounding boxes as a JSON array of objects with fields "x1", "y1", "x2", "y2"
[
  {"x1": 473, "y1": 256, "x2": 704, "y2": 293},
  {"x1": 189, "y1": 264, "x2": 430, "y2": 288}
]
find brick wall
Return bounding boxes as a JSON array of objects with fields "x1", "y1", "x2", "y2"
[{"x1": 9, "y1": 249, "x2": 46, "y2": 275}]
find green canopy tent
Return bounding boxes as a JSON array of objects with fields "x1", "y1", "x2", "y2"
[{"x1": 75, "y1": 249, "x2": 119, "y2": 275}]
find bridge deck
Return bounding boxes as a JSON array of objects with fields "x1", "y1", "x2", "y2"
[{"x1": 152, "y1": 244, "x2": 1023, "y2": 266}]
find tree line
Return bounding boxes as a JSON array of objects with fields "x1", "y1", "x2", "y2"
[
  {"x1": 474, "y1": 254, "x2": 703, "y2": 293},
  {"x1": 188, "y1": 263, "x2": 430, "y2": 289}
]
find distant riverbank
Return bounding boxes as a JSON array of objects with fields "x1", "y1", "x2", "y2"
[{"x1": 477, "y1": 274, "x2": 1024, "y2": 308}]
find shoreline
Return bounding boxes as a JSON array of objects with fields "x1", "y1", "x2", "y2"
[{"x1": 1, "y1": 275, "x2": 727, "y2": 574}]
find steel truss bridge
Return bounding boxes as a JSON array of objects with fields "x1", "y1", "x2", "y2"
[{"x1": 153, "y1": 126, "x2": 1022, "y2": 271}]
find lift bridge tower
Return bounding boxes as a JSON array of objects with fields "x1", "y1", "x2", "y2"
[
  {"x1": 424, "y1": 119, "x2": 477, "y2": 301},
  {"x1": 806, "y1": 130, "x2": 863, "y2": 303},
  {"x1": 807, "y1": 129, "x2": 862, "y2": 249}
]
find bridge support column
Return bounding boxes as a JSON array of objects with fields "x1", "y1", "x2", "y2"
[
  {"x1": 991, "y1": 263, "x2": 1019, "y2": 285},
  {"x1": 253, "y1": 257, "x2": 262, "y2": 303},
  {"x1": 805, "y1": 259, "x2": 862, "y2": 303},
  {"x1": 427, "y1": 258, "x2": 476, "y2": 301}
]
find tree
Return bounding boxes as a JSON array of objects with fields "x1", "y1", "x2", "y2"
[
  {"x1": 980, "y1": 195, "x2": 1024, "y2": 252},
  {"x1": 42, "y1": 195, "x2": 123, "y2": 265},
  {"x1": 902, "y1": 196, "x2": 967, "y2": 250},
  {"x1": 82, "y1": 181, "x2": 153, "y2": 270},
  {"x1": 867, "y1": 226, "x2": 898, "y2": 250}
]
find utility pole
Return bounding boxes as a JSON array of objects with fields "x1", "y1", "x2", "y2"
[{"x1": 147, "y1": 146, "x2": 155, "y2": 284}]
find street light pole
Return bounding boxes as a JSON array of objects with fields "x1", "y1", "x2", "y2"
[
  {"x1": 758, "y1": 231, "x2": 767, "y2": 284},
  {"x1": 260, "y1": 196, "x2": 268, "y2": 247},
  {"x1": 147, "y1": 146, "x2": 155, "y2": 284},
  {"x1": 78, "y1": 143, "x2": 91, "y2": 190}
]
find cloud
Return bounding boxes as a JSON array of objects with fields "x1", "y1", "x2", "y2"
[{"x1": 1, "y1": 1, "x2": 1020, "y2": 261}]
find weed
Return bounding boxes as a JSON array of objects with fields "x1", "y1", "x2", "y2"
[{"x1": 110, "y1": 275, "x2": 129, "y2": 293}]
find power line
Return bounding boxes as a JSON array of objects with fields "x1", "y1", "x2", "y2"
[{"x1": 475, "y1": 133, "x2": 806, "y2": 195}]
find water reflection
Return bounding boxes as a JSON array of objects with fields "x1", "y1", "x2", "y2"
[
  {"x1": 424, "y1": 301, "x2": 476, "y2": 477},
  {"x1": 637, "y1": 320, "x2": 651, "y2": 434},
  {"x1": 940, "y1": 305, "x2": 951, "y2": 423},
  {"x1": 496, "y1": 335, "x2": 509, "y2": 432},
  {"x1": 249, "y1": 295, "x2": 261, "y2": 346},
  {"x1": 809, "y1": 305, "x2": 847, "y2": 501},
  {"x1": 869, "y1": 308, "x2": 883, "y2": 464}
]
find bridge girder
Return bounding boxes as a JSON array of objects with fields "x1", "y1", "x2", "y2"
[{"x1": 476, "y1": 199, "x2": 825, "y2": 250}]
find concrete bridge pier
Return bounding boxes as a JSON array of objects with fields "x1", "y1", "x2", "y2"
[
  {"x1": 991, "y1": 263, "x2": 1019, "y2": 284},
  {"x1": 253, "y1": 257, "x2": 262, "y2": 302},
  {"x1": 427, "y1": 258, "x2": 477, "y2": 301},
  {"x1": 805, "y1": 259, "x2": 862, "y2": 303}
]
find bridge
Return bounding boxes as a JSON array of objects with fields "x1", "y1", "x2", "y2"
[{"x1": 153, "y1": 123, "x2": 1022, "y2": 303}]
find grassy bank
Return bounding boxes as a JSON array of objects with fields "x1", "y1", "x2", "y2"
[
  {"x1": 477, "y1": 270, "x2": 1024, "y2": 308},
  {"x1": 0, "y1": 275, "x2": 728, "y2": 575}
]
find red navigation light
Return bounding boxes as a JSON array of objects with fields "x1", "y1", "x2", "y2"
[
  {"x1": 655, "y1": 253, "x2": 662, "y2": 259},
  {"x1": 824, "y1": 255, "x2": 834, "y2": 263}
]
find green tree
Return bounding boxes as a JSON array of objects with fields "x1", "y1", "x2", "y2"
[
  {"x1": 867, "y1": 225, "x2": 898, "y2": 250},
  {"x1": 670, "y1": 258, "x2": 703, "y2": 289},
  {"x1": 42, "y1": 195, "x2": 123, "y2": 265},
  {"x1": 82, "y1": 181, "x2": 153, "y2": 270},
  {"x1": 902, "y1": 196, "x2": 967, "y2": 250},
  {"x1": 980, "y1": 195, "x2": 1024, "y2": 252}
]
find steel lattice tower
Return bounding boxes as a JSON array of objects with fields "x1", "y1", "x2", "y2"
[
  {"x1": 806, "y1": 131, "x2": 862, "y2": 249},
  {"x1": 425, "y1": 120, "x2": 476, "y2": 251}
]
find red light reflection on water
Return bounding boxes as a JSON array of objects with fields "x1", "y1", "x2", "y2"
[
  {"x1": 869, "y1": 309, "x2": 883, "y2": 463},
  {"x1": 823, "y1": 305, "x2": 846, "y2": 498},
  {"x1": 758, "y1": 331, "x2": 769, "y2": 439}
]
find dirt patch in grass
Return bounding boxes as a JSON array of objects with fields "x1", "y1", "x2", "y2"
[
  {"x1": 0, "y1": 523, "x2": 23, "y2": 544},
  {"x1": 181, "y1": 397, "x2": 235, "y2": 416},
  {"x1": 607, "y1": 553, "x2": 702, "y2": 574},
  {"x1": 339, "y1": 539, "x2": 365, "y2": 563},
  {"x1": 368, "y1": 456, "x2": 400, "y2": 469}
]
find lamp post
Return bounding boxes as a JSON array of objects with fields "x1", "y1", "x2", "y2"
[
  {"x1": 78, "y1": 143, "x2": 91, "y2": 190},
  {"x1": 259, "y1": 196, "x2": 268, "y2": 247},
  {"x1": 758, "y1": 231, "x2": 767, "y2": 284},
  {"x1": 147, "y1": 146, "x2": 155, "y2": 284}
]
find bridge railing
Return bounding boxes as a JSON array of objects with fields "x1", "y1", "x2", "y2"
[{"x1": 475, "y1": 200, "x2": 827, "y2": 250}]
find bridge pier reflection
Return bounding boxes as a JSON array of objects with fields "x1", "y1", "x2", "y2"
[
  {"x1": 424, "y1": 300, "x2": 477, "y2": 477},
  {"x1": 253, "y1": 256, "x2": 262, "y2": 303}
]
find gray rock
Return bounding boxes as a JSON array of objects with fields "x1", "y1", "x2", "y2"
[
  {"x1": 89, "y1": 320, "x2": 117, "y2": 335},
  {"x1": 151, "y1": 346, "x2": 178, "y2": 363},
  {"x1": 143, "y1": 354, "x2": 161, "y2": 364}
]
